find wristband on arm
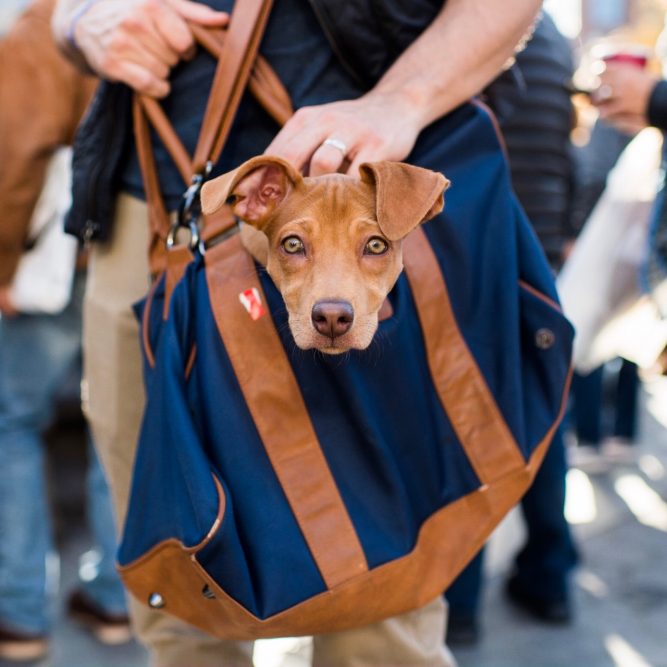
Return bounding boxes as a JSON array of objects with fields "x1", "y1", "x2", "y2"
[{"x1": 65, "y1": 0, "x2": 102, "y2": 51}]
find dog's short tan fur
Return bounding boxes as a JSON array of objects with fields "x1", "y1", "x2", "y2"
[{"x1": 201, "y1": 156, "x2": 449, "y2": 354}]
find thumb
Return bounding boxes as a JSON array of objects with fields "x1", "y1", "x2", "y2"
[{"x1": 167, "y1": 0, "x2": 230, "y2": 27}]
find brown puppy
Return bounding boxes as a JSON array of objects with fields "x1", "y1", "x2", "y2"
[{"x1": 201, "y1": 156, "x2": 449, "y2": 354}]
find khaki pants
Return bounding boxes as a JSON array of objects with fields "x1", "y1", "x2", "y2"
[{"x1": 83, "y1": 193, "x2": 456, "y2": 667}]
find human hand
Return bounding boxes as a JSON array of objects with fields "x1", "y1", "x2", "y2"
[
  {"x1": 0, "y1": 286, "x2": 18, "y2": 318},
  {"x1": 265, "y1": 90, "x2": 425, "y2": 177},
  {"x1": 70, "y1": 0, "x2": 229, "y2": 97},
  {"x1": 592, "y1": 63, "x2": 658, "y2": 135}
]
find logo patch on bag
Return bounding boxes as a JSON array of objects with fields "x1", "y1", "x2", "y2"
[{"x1": 239, "y1": 288, "x2": 266, "y2": 320}]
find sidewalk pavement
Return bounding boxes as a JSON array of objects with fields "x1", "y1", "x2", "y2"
[{"x1": 4, "y1": 380, "x2": 667, "y2": 667}]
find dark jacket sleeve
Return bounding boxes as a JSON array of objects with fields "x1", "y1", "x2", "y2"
[
  {"x1": 648, "y1": 80, "x2": 667, "y2": 131},
  {"x1": 0, "y1": 0, "x2": 96, "y2": 286}
]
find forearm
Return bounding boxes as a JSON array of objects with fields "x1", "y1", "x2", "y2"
[{"x1": 371, "y1": 0, "x2": 542, "y2": 128}]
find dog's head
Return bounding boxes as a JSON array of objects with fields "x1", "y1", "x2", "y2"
[{"x1": 201, "y1": 156, "x2": 449, "y2": 354}]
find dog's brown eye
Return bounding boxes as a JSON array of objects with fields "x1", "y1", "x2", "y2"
[
  {"x1": 364, "y1": 237, "x2": 389, "y2": 255},
  {"x1": 281, "y1": 236, "x2": 305, "y2": 254}
]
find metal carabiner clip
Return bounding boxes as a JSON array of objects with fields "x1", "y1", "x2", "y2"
[
  {"x1": 167, "y1": 161, "x2": 213, "y2": 252},
  {"x1": 166, "y1": 218, "x2": 201, "y2": 251}
]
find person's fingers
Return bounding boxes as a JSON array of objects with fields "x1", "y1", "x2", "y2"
[
  {"x1": 113, "y1": 5, "x2": 182, "y2": 66},
  {"x1": 346, "y1": 146, "x2": 385, "y2": 177},
  {"x1": 308, "y1": 140, "x2": 349, "y2": 176},
  {"x1": 135, "y1": 19, "x2": 181, "y2": 67},
  {"x1": 123, "y1": 40, "x2": 172, "y2": 80},
  {"x1": 265, "y1": 108, "x2": 332, "y2": 171},
  {"x1": 113, "y1": 59, "x2": 171, "y2": 97},
  {"x1": 167, "y1": 0, "x2": 230, "y2": 27},
  {"x1": 153, "y1": 5, "x2": 196, "y2": 56}
]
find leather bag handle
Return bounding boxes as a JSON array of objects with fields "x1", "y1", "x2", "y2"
[{"x1": 133, "y1": 0, "x2": 293, "y2": 271}]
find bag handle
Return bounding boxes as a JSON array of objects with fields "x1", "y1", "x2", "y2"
[{"x1": 133, "y1": 0, "x2": 293, "y2": 272}]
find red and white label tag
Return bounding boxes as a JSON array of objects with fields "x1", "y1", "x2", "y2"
[{"x1": 239, "y1": 287, "x2": 266, "y2": 320}]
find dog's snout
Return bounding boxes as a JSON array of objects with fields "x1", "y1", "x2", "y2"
[{"x1": 311, "y1": 301, "x2": 354, "y2": 338}]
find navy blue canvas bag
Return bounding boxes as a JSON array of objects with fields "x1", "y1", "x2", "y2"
[{"x1": 116, "y1": 100, "x2": 573, "y2": 640}]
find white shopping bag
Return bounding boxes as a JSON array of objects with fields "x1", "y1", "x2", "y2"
[
  {"x1": 10, "y1": 147, "x2": 78, "y2": 314},
  {"x1": 557, "y1": 128, "x2": 664, "y2": 372}
]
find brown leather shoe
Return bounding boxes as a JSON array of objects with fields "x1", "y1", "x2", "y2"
[
  {"x1": 66, "y1": 590, "x2": 132, "y2": 645},
  {"x1": 0, "y1": 624, "x2": 49, "y2": 662}
]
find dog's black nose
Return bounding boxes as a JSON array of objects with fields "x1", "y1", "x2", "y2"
[{"x1": 311, "y1": 301, "x2": 354, "y2": 338}]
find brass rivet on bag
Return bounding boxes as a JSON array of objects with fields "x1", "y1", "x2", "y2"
[
  {"x1": 535, "y1": 328, "x2": 555, "y2": 350},
  {"x1": 148, "y1": 592, "x2": 165, "y2": 609},
  {"x1": 202, "y1": 584, "x2": 216, "y2": 600}
]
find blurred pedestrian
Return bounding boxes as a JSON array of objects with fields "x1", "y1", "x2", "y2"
[
  {"x1": 0, "y1": 1, "x2": 129, "y2": 661},
  {"x1": 445, "y1": 12, "x2": 579, "y2": 644}
]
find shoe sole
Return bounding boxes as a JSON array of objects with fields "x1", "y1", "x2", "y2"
[
  {"x1": 92, "y1": 624, "x2": 133, "y2": 645},
  {"x1": 68, "y1": 610, "x2": 132, "y2": 646},
  {"x1": 0, "y1": 639, "x2": 49, "y2": 661}
]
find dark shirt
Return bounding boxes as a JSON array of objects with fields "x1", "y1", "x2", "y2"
[
  {"x1": 649, "y1": 79, "x2": 667, "y2": 131},
  {"x1": 120, "y1": 0, "x2": 365, "y2": 209},
  {"x1": 497, "y1": 13, "x2": 575, "y2": 268}
]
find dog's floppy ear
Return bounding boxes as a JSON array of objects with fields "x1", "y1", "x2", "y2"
[
  {"x1": 359, "y1": 161, "x2": 450, "y2": 241},
  {"x1": 201, "y1": 156, "x2": 302, "y2": 229}
]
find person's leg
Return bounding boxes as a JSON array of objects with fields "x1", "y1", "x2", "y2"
[
  {"x1": 0, "y1": 295, "x2": 83, "y2": 637},
  {"x1": 83, "y1": 193, "x2": 253, "y2": 667},
  {"x1": 311, "y1": 597, "x2": 456, "y2": 667},
  {"x1": 570, "y1": 368, "x2": 604, "y2": 446},
  {"x1": 613, "y1": 359, "x2": 639, "y2": 441},
  {"x1": 78, "y1": 441, "x2": 128, "y2": 617},
  {"x1": 443, "y1": 550, "x2": 484, "y2": 644},
  {"x1": 509, "y1": 427, "x2": 578, "y2": 619}
]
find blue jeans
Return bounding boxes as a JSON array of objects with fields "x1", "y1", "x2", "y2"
[
  {"x1": 446, "y1": 427, "x2": 578, "y2": 617},
  {"x1": 0, "y1": 273, "x2": 127, "y2": 634}
]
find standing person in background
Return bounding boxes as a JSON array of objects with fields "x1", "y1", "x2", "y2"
[
  {"x1": 0, "y1": 1, "x2": 129, "y2": 661},
  {"x1": 446, "y1": 12, "x2": 579, "y2": 645},
  {"x1": 52, "y1": 0, "x2": 542, "y2": 665}
]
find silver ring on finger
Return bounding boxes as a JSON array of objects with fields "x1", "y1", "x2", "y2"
[{"x1": 323, "y1": 137, "x2": 348, "y2": 156}]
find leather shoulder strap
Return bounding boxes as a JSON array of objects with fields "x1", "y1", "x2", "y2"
[
  {"x1": 193, "y1": 0, "x2": 274, "y2": 172},
  {"x1": 133, "y1": 0, "x2": 292, "y2": 272}
]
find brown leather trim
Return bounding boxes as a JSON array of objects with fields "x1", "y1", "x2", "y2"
[
  {"x1": 119, "y1": 473, "x2": 224, "y2": 570},
  {"x1": 184, "y1": 345, "x2": 197, "y2": 381},
  {"x1": 519, "y1": 279, "x2": 562, "y2": 312},
  {"x1": 472, "y1": 98, "x2": 508, "y2": 159},
  {"x1": 163, "y1": 246, "x2": 194, "y2": 320},
  {"x1": 190, "y1": 25, "x2": 292, "y2": 127},
  {"x1": 194, "y1": 0, "x2": 274, "y2": 172},
  {"x1": 204, "y1": 237, "x2": 368, "y2": 589},
  {"x1": 138, "y1": 96, "x2": 192, "y2": 184},
  {"x1": 119, "y1": 406, "x2": 564, "y2": 639},
  {"x1": 201, "y1": 205, "x2": 238, "y2": 243},
  {"x1": 132, "y1": 96, "x2": 171, "y2": 241},
  {"x1": 402, "y1": 228, "x2": 525, "y2": 484},
  {"x1": 141, "y1": 274, "x2": 162, "y2": 369}
]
